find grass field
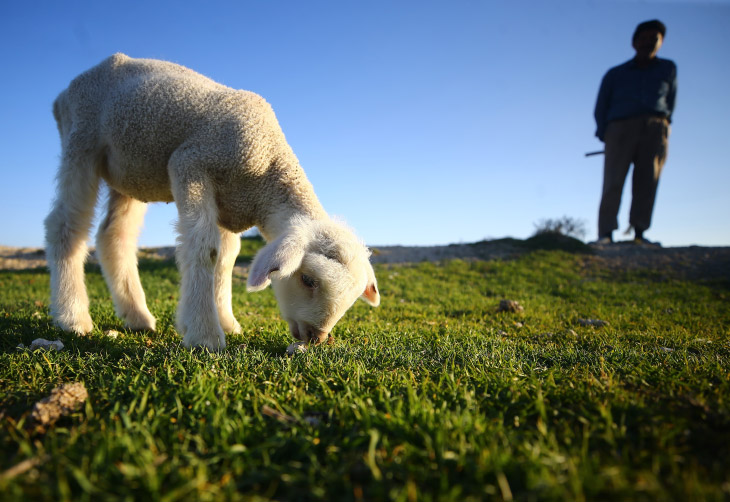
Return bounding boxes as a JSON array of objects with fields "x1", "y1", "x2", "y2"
[{"x1": 1, "y1": 238, "x2": 729, "y2": 501}]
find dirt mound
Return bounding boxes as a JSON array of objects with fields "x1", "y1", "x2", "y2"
[{"x1": 2, "y1": 240, "x2": 729, "y2": 281}]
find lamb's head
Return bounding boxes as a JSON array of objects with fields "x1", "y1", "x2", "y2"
[{"x1": 246, "y1": 218, "x2": 379, "y2": 344}]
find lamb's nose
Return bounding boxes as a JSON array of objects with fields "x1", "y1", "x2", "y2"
[{"x1": 305, "y1": 326, "x2": 329, "y2": 345}]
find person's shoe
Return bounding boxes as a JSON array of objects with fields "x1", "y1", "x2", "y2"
[
  {"x1": 590, "y1": 236, "x2": 613, "y2": 246},
  {"x1": 633, "y1": 236, "x2": 661, "y2": 247}
]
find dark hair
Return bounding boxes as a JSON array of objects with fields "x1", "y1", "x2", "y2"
[{"x1": 633, "y1": 20, "x2": 666, "y2": 43}]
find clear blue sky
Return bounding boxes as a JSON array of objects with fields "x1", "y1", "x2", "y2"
[{"x1": 1, "y1": 0, "x2": 729, "y2": 248}]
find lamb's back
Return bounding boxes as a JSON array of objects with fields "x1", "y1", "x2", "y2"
[
  {"x1": 100, "y1": 55, "x2": 240, "y2": 164},
  {"x1": 56, "y1": 54, "x2": 288, "y2": 203}
]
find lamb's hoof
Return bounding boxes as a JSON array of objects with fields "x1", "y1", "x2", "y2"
[
  {"x1": 221, "y1": 319, "x2": 242, "y2": 334},
  {"x1": 183, "y1": 340, "x2": 227, "y2": 352},
  {"x1": 124, "y1": 311, "x2": 157, "y2": 332},
  {"x1": 55, "y1": 312, "x2": 94, "y2": 335},
  {"x1": 182, "y1": 330, "x2": 226, "y2": 352}
]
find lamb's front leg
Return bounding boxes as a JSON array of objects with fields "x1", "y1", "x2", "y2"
[
  {"x1": 215, "y1": 228, "x2": 242, "y2": 334},
  {"x1": 173, "y1": 184, "x2": 226, "y2": 351},
  {"x1": 96, "y1": 189, "x2": 156, "y2": 331}
]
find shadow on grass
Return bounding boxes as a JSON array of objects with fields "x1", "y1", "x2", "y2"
[{"x1": 0, "y1": 307, "x2": 290, "y2": 361}]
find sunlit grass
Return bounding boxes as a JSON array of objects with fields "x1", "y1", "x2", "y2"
[{"x1": 1, "y1": 246, "x2": 728, "y2": 501}]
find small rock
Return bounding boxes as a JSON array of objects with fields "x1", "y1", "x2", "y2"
[
  {"x1": 498, "y1": 300, "x2": 524, "y2": 313},
  {"x1": 286, "y1": 342, "x2": 307, "y2": 355},
  {"x1": 28, "y1": 382, "x2": 88, "y2": 434},
  {"x1": 19, "y1": 338, "x2": 65, "y2": 351},
  {"x1": 303, "y1": 415, "x2": 322, "y2": 427},
  {"x1": 104, "y1": 330, "x2": 120, "y2": 339},
  {"x1": 577, "y1": 318, "x2": 608, "y2": 328}
]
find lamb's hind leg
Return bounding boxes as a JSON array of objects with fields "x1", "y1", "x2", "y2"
[
  {"x1": 96, "y1": 189, "x2": 156, "y2": 331},
  {"x1": 216, "y1": 228, "x2": 242, "y2": 334},
  {"x1": 44, "y1": 156, "x2": 99, "y2": 334}
]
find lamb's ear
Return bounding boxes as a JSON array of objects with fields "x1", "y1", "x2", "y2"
[
  {"x1": 360, "y1": 264, "x2": 380, "y2": 307},
  {"x1": 247, "y1": 234, "x2": 306, "y2": 292}
]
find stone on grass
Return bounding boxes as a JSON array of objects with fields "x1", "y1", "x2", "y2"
[
  {"x1": 17, "y1": 338, "x2": 64, "y2": 351},
  {"x1": 28, "y1": 382, "x2": 88, "y2": 434},
  {"x1": 498, "y1": 300, "x2": 524, "y2": 313},
  {"x1": 286, "y1": 342, "x2": 307, "y2": 355},
  {"x1": 577, "y1": 318, "x2": 609, "y2": 328}
]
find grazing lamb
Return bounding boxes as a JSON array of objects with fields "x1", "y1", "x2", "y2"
[{"x1": 45, "y1": 53, "x2": 379, "y2": 351}]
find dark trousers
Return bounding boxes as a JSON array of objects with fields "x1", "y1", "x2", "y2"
[{"x1": 598, "y1": 115, "x2": 669, "y2": 238}]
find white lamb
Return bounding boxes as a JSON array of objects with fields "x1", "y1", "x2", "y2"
[{"x1": 45, "y1": 53, "x2": 380, "y2": 351}]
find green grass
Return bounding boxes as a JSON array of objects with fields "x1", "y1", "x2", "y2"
[{"x1": 1, "y1": 245, "x2": 729, "y2": 501}]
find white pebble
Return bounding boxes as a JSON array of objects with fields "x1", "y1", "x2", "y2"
[
  {"x1": 286, "y1": 342, "x2": 307, "y2": 355},
  {"x1": 25, "y1": 338, "x2": 65, "y2": 351}
]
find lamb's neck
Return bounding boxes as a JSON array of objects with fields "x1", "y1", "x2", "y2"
[
  {"x1": 259, "y1": 206, "x2": 327, "y2": 242},
  {"x1": 256, "y1": 156, "x2": 328, "y2": 241}
]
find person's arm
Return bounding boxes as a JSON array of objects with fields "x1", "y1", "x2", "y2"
[
  {"x1": 666, "y1": 63, "x2": 677, "y2": 122},
  {"x1": 594, "y1": 72, "x2": 612, "y2": 142}
]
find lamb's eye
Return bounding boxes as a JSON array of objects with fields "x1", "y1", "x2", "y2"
[{"x1": 301, "y1": 273, "x2": 317, "y2": 289}]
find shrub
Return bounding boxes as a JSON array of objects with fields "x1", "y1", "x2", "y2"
[{"x1": 533, "y1": 216, "x2": 587, "y2": 241}]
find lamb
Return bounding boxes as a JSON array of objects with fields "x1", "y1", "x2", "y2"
[{"x1": 44, "y1": 53, "x2": 380, "y2": 351}]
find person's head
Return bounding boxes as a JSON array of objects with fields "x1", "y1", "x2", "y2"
[{"x1": 632, "y1": 20, "x2": 666, "y2": 61}]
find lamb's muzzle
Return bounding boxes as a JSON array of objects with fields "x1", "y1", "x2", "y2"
[
  {"x1": 289, "y1": 320, "x2": 329, "y2": 345},
  {"x1": 44, "y1": 53, "x2": 380, "y2": 350}
]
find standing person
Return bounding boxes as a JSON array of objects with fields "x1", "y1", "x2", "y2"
[{"x1": 593, "y1": 19, "x2": 677, "y2": 245}]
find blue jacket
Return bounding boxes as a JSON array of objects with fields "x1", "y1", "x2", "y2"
[{"x1": 594, "y1": 57, "x2": 677, "y2": 141}]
